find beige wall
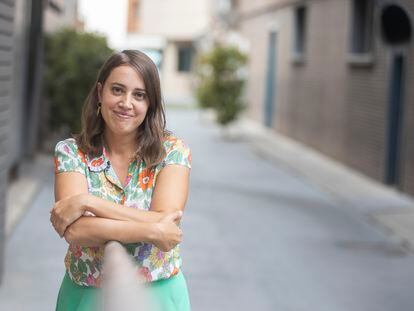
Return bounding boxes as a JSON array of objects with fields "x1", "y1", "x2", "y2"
[
  {"x1": 285, "y1": 0, "x2": 349, "y2": 160},
  {"x1": 126, "y1": 0, "x2": 211, "y2": 104},
  {"x1": 237, "y1": 0, "x2": 288, "y2": 16},
  {"x1": 138, "y1": 0, "x2": 210, "y2": 40},
  {"x1": 239, "y1": 0, "x2": 349, "y2": 159},
  {"x1": 161, "y1": 42, "x2": 195, "y2": 104}
]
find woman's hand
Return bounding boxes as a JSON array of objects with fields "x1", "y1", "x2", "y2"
[
  {"x1": 151, "y1": 211, "x2": 183, "y2": 252},
  {"x1": 50, "y1": 193, "x2": 89, "y2": 237}
]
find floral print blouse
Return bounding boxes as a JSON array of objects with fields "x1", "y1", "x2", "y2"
[{"x1": 54, "y1": 135, "x2": 192, "y2": 287}]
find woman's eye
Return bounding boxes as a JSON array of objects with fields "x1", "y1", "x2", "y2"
[
  {"x1": 134, "y1": 92, "x2": 146, "y2": 100},
  {"x1": 112, "y1": 87, "x2": 123, "y2": 95}
]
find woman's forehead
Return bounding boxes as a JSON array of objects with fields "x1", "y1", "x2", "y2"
[{"x1": 106, "y1": 65, "x2": 145, "y2": 89}]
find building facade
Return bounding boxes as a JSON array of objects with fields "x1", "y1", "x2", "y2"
[
  {"x1": 234, "y1": 0, "x2": 414, "y2": 195},
  {"x1": 0, "y1": 0, "x2": 16, "y2": 285},
  {"x1": 125, "y1": 0, "x2": 211, "y2": 105},
  {"x1": 0, "y1": 0, "x2": 80, "y2": 285}
]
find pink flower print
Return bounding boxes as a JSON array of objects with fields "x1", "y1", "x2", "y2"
[
  {"x1": 138, "y1": 267, "x2": 152, "y2": 282},
  {"x1": 85, "y1": 273, "x2": 96, "y2": 286},
  {"x1": 125, "y1": 173, "x2": 132, "y2": 185},
  {"x1": 74, "y1": 246, "x2": 82, "y2": 259},
  {"x1": 125, "y1": 202, "x2": 143, "y2": 210},
  {"x1": 149, "y1": 250, "x2": 165, "y2": 269},
  {"x1": 156, "y1": 251, "x2": 164, "y2": 260}
]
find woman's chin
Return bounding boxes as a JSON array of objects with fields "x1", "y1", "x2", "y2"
[{"x1": 106, "y1": 126, "x2": 138, "y2": 137}]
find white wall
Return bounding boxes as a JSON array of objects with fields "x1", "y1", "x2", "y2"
[{"x1": 139, "y1": 0, "x2": 211, "y2": 40}]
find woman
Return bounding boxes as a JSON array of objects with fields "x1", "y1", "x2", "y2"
[{"x1": 50, "y1": 50, "x2": 192, "y2": 310}]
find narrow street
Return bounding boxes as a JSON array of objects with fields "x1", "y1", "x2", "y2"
[
  {"x1": 172, "y1": 109, "x2": 414, "y2": 311},
  {"x1": 1, "y1": 108, "x2": 414, "y2": 310}
]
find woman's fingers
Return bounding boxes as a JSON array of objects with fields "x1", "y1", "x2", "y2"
[
  {"x1": 50, "y1": 197, "x2": 82, "y2": 237},
  {"x1": 159, "y1": 210, "x2": 182, "y2": 224},
  {"x1": 153, "y1": 221, "x2": 183, "y2": 251},
  {"x1": 50, "y1": 205, "x2": 67, "y2": 238},
  {"x1": 172, "y1": 211, "x2": 183, "y2": 224}
]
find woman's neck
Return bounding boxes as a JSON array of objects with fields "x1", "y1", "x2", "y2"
[{"x1": 103, "y1": 130, "x2": 137, "y2": 159}]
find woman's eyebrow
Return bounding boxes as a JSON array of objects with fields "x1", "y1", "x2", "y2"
[{"x1": 111, "y1": 82, "x2": 145, "y2": 91}]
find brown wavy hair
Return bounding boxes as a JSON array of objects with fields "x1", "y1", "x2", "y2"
[{"x1": 75, "y1": 50, "x2": 170, "y2": 169}]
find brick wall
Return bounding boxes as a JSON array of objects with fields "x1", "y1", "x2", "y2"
[
  {"x1": 282, "y1": 0, "x2": 349, "y2": 160},
  {"x1": 237, "y1": 0, "x2": 414, "y2": 196},
  {"x1": 398, "y1": 0, "x2": 414, "y2": 194}
]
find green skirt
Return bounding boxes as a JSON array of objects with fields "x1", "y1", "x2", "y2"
[{"x1": 55, "y1": 271, "x2": 191, "y2": 311}]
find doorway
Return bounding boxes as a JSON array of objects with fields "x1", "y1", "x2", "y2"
[
  {"x1": 385, "y1": 53, "x2": 405, "y2": 184},
  {"x1": 381, "y1": 4, "x2": 412, "y2": 185},
  {"x1": 264, "y1": 31, "x2": 277, "y2": 128}
]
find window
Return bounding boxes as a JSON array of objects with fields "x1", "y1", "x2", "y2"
[
  {"x1": 350, "y1": 0, "x2": 373, "y2": 54},
  {"x1": 293, "y1": 6, "x2": 307, "y2": 56},
  {"x1": 177, "y1": 45, "x2": 193, "y2": 72}
]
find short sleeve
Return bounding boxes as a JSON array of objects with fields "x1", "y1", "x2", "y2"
[
  {"x1": 54, "y1": 139, "x2": 87, "y2": 175},
  {"x1": 160, "y1": 137, "x2": 192, "y2": 169}
]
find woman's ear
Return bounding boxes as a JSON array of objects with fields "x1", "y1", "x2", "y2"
[{"x1": 97, "y1": 82, "x2": 103, "y2": 102}]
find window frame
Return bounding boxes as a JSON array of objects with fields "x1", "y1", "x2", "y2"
[
  {"x1": 177, "y1": 44, "x2": 194, "y2": 73},
  {"x1": 348, "y1": 0, "x2": 375, "y2": 66},
  {"x1": 292, "y1": 4, "x2": 308, "y2": 64}
]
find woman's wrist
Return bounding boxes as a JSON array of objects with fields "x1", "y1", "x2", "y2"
[
  {"x1": 82, "y1": 193, "x2": 96, "y2": 214},
  {"x1": 145, "y1": 222, "x2": 159, "y2": 245},
  {"x1": 153, "y1": 211, "x2": 166, "y2": 223}
]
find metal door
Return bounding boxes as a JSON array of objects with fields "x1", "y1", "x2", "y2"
[
  {"x1": 385, "y1": 53, "x2": 405, "y2": 185},
  {"x1": 264, "y1": 31, "x2": 277, "y2": 128}
]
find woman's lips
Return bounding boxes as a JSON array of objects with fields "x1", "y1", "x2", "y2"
[{"x1": 113, "y1": 111, "x2": 133, "y2": 119}]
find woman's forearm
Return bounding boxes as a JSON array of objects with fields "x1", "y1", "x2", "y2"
[
  {"x1": 84, "y1": 195, "x2": 163, "y2": 223},
  {"x1": 64, "y1": 216, "x2": 156, "y2": 247}
]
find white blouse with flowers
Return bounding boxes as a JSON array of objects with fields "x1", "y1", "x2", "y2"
[{"x1": 54, "y1": 135, "x2": 192, "y2": 287}]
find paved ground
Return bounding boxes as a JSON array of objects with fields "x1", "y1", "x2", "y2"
[
  {"x1": 178, "y1": 110, "x2": 414, "y2": 311},
  {"x1": 0, "y1": 160, "x2": 66, "y2": 310},
  {"x1": 1, "y1": 108, "x2": 414, "y2": 310}
]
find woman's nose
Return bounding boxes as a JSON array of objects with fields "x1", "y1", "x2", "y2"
[{"x1": 119, "y1": 93, "x2": 133, "y2": 109}]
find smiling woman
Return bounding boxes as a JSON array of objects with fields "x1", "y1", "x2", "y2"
[
  {"x1": 98, "y1": 65, "x2": 149, "y2": 139},
  {"x1": 50, "y1": 50, "x2": 192, "y2": 311}
]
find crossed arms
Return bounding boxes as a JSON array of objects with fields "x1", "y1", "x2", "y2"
[{"x1": 50, "y1": 165, "x2": 190, "y2": 252}]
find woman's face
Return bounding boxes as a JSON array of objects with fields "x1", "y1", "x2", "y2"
[{"x1": 98, "y1": 65, "x2": 149, "y2": 138}]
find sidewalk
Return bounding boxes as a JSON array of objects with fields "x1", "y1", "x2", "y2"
[
  {"x1": 1, "y1": 154, "x2": 64, "y2": 310},
  {"x1": 6, "y1": 154, "x2": 54, "y2": 237},
  {"x1": 234, "y1": 117, "x2": 414, "y2": 252}
]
